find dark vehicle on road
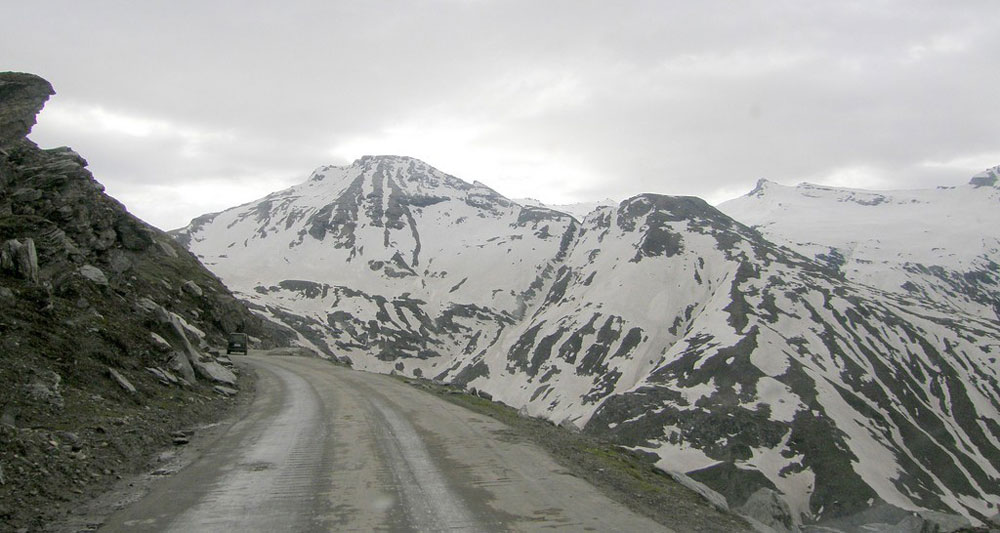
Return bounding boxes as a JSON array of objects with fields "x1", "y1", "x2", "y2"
[{"x1": 227, "y1": 332, "x2": 249, "y2": 355}]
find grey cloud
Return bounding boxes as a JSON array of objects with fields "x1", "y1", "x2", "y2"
[{"x1": 5, "y1": 0, "x2": 999, "y2": 229}]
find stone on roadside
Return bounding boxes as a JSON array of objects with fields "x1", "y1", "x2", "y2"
[
  {"x1": 168, "y1": 351, "x2": 196, "y2": 384},
  {"x1": 213, "y1": 385, "x2": 238, "y2": 396},
  {"x1": 147, "y1": 367, "x2": 178, "y2": 385},
  {"x1": 191, "y1": 357, "x2": 237, "y2": 386}
]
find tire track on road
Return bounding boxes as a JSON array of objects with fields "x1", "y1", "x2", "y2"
[
  {"x1": 368, "y1": 395, "x2": 483, "y2": 532},
  {"x1": 164, "y1": 360, "x2": 329, "y2": 532}
]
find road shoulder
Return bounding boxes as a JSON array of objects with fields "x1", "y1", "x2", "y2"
[{"x1": 44, "y1": 359, "x2": 260, "y2": 532}]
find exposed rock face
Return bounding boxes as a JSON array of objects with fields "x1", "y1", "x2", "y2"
[
  {"x1": 0, "y1": 72, "x2": 53, "y2": 150},
  {"x1": 969, "y1": 165, "x2": 999, "y2": 187},
  {"x1": 0, "y1": 72, "x2": 296, "y2": 531},
  {"x1": 0, "y1": 238, "x2": 38, "y2": 283}
]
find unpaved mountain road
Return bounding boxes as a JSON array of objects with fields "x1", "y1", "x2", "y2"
[{"x1": 98, "y1": 354, "x2": 673, "y2": 532}]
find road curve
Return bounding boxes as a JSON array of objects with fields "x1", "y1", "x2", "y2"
[{"x1": 100, "y1": 354, "x2": 672, "y2": 532}]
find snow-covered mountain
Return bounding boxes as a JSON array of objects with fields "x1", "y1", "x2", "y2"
[
  {"x1": 514, "y1": 197, "x2": 618, "y2": 221},
  {"x1": 718, "y1": 167, "x2": 1000, "y2": 323},
  {"x1": 173, "y1": 156, "x2": 1000, "y2": 531},
  {"x1": 175, "y1": 155, "x2": 577, "y2": 366}
]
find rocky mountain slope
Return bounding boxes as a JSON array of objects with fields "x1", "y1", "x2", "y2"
[
  {"x1": 0, "y1": 72, "x2": 292, "y2": 531},
  {"x1": 718, "y1": 172, "x2": 1000, "y2": 324},
  {"x1": 175, "y1": 155, "x2": 1000, "y2": 531}
]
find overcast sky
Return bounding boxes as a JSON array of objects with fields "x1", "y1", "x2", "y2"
[{"x1": 5, "y1": 1, "x2": 999, "y2": 230}]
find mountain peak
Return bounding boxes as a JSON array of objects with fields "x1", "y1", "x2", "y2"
[
  {"x1": 353, "y1": 154, "x2": 425, "y2": 166},
  {"x1": 746, "y1": 178, "x2": 774, "y2": 197}
]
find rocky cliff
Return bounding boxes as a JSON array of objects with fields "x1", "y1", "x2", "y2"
[{"x1": 0, "y1": 72, "x2": 293, "y2": 530}]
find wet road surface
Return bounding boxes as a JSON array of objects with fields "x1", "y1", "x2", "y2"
[{"x1": 99, "y1": 354, "x2": 672, "y2": 532}]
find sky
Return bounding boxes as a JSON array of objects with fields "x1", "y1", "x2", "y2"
[{"x1": 4, "y1": 1, "x2": 999, "y2": 230}]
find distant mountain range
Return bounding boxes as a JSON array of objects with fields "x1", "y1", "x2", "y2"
[
  {"x1": 172, "y1": 155, "x2": 1000, "y2": 531},
  {"x1": 719, "y1": 167, "x2": 1000, "y2": 324}
]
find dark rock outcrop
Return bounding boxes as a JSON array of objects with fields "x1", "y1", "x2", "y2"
[
  {"x1": 0, "y1": 72, "x2": 53, "y2": 150},
  {"x1": 970, "y1": 165, "x2": 999, "y2": 187},
  {"x1": 0, "y1": 238, "x2": 38, "y2": 283},
  {"x1": 0, "y1": 72, "x2": 295, "y2": 531}
]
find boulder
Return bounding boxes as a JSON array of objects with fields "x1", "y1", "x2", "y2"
[
  {"x1": 115, "y1": 216, "x2": 154, "y2": 250},
  {"x1": 156, "y1": 240, "x2": 178, "y2": 258},
  {"x1": 181, "y1": 280, "x2": 203, "y2": 297},
  {"x1": 191, "y1": 358, "x2": 237, "y2": 386},
  {"x1": 93, "y1": 227, "x2": 117, "y2": 250},
  {"x1": 107, "y1": 249, "x2": 132, "y2": 273},
  {"x1": 25, "y1": 382, "x2": 63, "y2": 408},
  {"x1": 558, "y1": 416, "x2": 583, "y2": 433},
  {"x1": 56, "y1": 431, "x2": 82, "y2": 451},
  {"x1": 24, "y1": 370, "x2": 62, "y2": 408},
  {"x1": 149, "y1": 332, "x2": 172, "y2": 351},
  {"x1": 107, "y1": 368, "x2": 137, "y2": 394},
  {"x1": 155, "y1": 309, "x2": 202, "y2": 383},
  {"x1": 914, "y1": 510, "x2": 972, "y2": 532},
  {"x1": 168, "y1": 351, "x2": 196, "y2": 384},
  {"x1": 78, "y1": 264, "x2": 108, "y2": 286},
  {"x1": 147, "y1": 367, "x2": 179, "y2": 385},
  {"x1": 135, "y1": 297, "x2": 158, "y2": 313},
  {"x1": 736, "y1": 488, "x2": 794, "y2": 533},
  {"x1": 1, "y1": 238, "x2": 39, "y2": 283},
  {"x1": 213, "y1": 385, "x2": 238, "y2": 396}
]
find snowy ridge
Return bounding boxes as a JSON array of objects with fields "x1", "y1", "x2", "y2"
[
  {"x1": 514, "y1": 197, "x2": 618, "y2": 221},
  {"x1": 173, "y1": 157, "x2": 1000, "y2": 530},
  {"x1": 718, "y1": 174, "x2": 1000, "y2": 323}
]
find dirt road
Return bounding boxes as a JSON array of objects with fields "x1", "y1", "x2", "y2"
[{"x1": 99, "y1": 354, "x2": 672, "y2": 532}]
